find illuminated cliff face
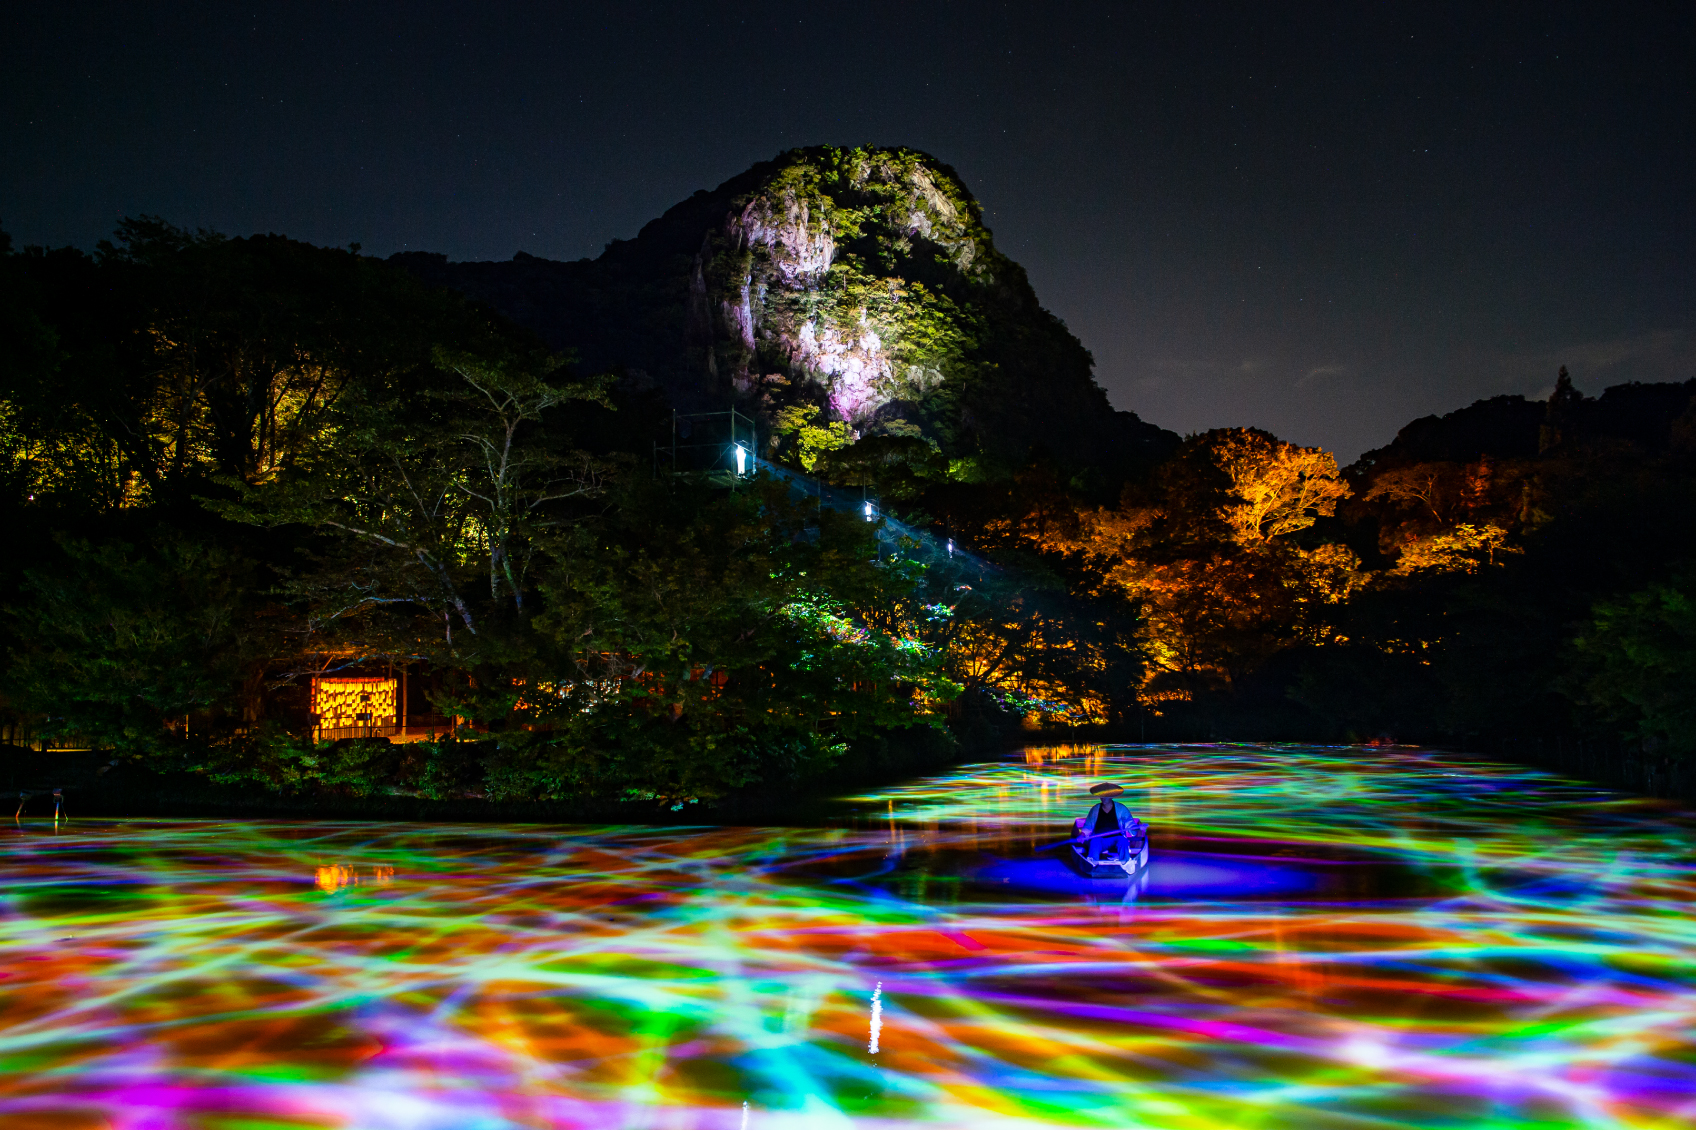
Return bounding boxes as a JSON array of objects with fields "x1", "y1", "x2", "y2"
[
  {"x1": 394, "y1": 145, "x2": 1177, "y2": 477},
  {"x1": 686, "y1": 148, "x2": 996, "y2": 428}
]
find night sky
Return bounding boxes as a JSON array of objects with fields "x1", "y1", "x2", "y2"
[{"x1": 5, "y1": 2, "x2": 1691, "y2": 460}]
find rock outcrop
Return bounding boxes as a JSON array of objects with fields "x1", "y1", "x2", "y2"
[{"x1": 393, "y1": 146, "x2": 1176, "y2": 486}]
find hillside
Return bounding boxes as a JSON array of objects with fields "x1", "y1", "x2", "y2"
[
  {"x1": 391, "y1": 146, "x2": 1177, "y2": 492},
  {"x1": 4, "y1": 184, "x2": 1695, "y2": 808},
  {"x1": 1351, "y1": 375, "x2": 1696, "y2": 475}
]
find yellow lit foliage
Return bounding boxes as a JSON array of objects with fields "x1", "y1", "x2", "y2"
[
  {"x1": 1, "y1": 400, "x2": 148, "y2": 509},
  {"x1": 143, "y1": 324, "x2": 348, "y2": 486},
  {"x1": 1115, "y1": 554, "x2": 1305, "y2": 696},
  {"x1": 1006, "y1": 430, "x2": 1365, "y2": 698},
  {"x1": 1363, "y1": 462, "x2": 1464, "y2": 524},
  {"x1": 1359, "y1": 456, "x2": 1542, "y2": 553},
  {"x1": 1120, "y1": 546, "x2": 1365, "y2": 699},
  {"x1": 912, "y1": 572, "x2": 1114, "y2": 726},
  {"x1": 772, "y1": 405, "x2": 854, "y2": 471},
  {"x1": 1390, "y1": 522, "x2": 1519, "y2": 576},
  {"x1": 1301, "y1": 543, "x2": 1369, "y2": 604},
  {"x1": 1210, "y1": 429, "x2": 1352, "y2": 543}
]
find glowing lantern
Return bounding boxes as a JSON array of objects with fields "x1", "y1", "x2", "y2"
[
  {"x1": 734, "y1": 444, "x2": 747, "y2": 476},
  {"x1": 310, "y1": 677, "x2": 398, "y2": 731}
]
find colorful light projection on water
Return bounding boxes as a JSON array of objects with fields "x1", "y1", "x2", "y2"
[{"x1": 3, "y1": 746, "x2": 1695, "y2": 1128}]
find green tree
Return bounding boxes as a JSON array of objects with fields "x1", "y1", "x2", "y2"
[
  {"x1": 2, "y1": 218, "x2": 482, "y2": 511},
  {"x1": 3, "y1": 531, "x2": 266, "y2": 753},
  {"x1": 470, "y1": 475, "x2": 954, "y2": 804},
  {"x1": 1573, "y1": 574, "x2": 1696, "y2": 758},
  {"x1": 772, "y1": 404, "x2": 854, "y2": 471},
  {"x1": 216, "y1": 340, "x2": 612, "y2": 654},
  {"x1": 813, "y1": 434, "x2": 948, "y2": 503}
]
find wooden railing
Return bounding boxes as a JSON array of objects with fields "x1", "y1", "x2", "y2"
[{"x1": 311, "y1": 714, "x2": 454, "y2": 743}]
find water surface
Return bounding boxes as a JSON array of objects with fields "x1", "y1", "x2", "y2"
[{"x1": 3, "y1": 745, "x2": 1694, "y2": 1128}]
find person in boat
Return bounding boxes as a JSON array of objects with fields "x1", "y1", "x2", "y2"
[{"x1": 1079, "y1": 782, "x2": 1132, "y2": 866}]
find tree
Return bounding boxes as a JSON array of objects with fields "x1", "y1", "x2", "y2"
[
  {"x1": 2, "y1": 219, "x2": 478, "y2": 511},
  {"x1": 94, "y1": 219, "x2": 429, "y2": 494},
  {"x1": 3, "y1": 531, "x2": 267, "y2": 753},
  {"x1": 1389, "y1": 522, "x2": 1517, "y2": 576},
  {"x1": 1024, "y1": 429, "x2": 1356, "y2": 700},
  {"x1": 430, "y1": 346, "x2": 613, "y2": 612},
  {"x1": 812, "y1": 434, "x2": 947, "y2": 502},
  {"x1": 910, "y1": 555, "x2": 1125, "y2": 726},
  {"x1": 0, "y1": 236, "x2": 135, "y2": 511},
  {"x1": 217, "y1": 340, "x2": 613, "y2": 654},
  {"x1": 472, "y1": 475, "x2": 955, "y2": 803},
  {"x1": 1573, "y1": 575, "x2": 1696, "y2": 759},
  {"x1": 1363, "y1": 462, "x2": 1465, "y2": 525},
  {"x1": 1206, "y1": 428, "x2": 1352, "y2": 544},
  {"x1": 772, "y1": 404, "x2": 854, "y2": 471}
]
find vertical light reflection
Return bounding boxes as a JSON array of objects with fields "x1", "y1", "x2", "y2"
[{"x1": 868, "y1": 982, "x2": 883, "y2": 1054}]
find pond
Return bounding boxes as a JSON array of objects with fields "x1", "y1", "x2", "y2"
[{"x1": 3, "y1": 745, "x2": 1694, "y2": 1128}]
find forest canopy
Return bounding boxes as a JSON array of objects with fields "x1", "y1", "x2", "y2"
[{"x1": 3, "y1": 217, "x2": 1695, "y2": 812}]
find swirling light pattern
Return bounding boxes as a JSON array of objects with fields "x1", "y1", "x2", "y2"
[{"x1": 3, "y1": 745, "x2": 1695, "y2": 1128}]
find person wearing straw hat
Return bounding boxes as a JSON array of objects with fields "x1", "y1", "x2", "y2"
[{"x1": 1079, "y1": 782, "x2": 1130, "y2": 867}]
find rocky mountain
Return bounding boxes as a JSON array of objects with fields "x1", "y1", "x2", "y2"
[{"x1": 392, "y1": 146, "x2": 1176, "y2": 488}]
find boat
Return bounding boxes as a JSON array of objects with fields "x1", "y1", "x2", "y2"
[
  {"x1": 1057, "y1": 784, "x2": 1150, "y2": 879},
  {"x1": 1061, "y1": 819, "x2": 1150, "y2": 878}
]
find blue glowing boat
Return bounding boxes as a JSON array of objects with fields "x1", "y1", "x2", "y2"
[{"x1": 1059, "y1": 814, "x2": 1151, "y2": 879}]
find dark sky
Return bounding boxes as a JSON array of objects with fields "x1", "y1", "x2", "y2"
[{"x1": 5, "y1": 2, "x2": 1692, "y2": 459}]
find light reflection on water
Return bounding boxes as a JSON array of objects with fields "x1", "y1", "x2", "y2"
[{"x1": 2, "y1": 744, "x2": 1695, "y2": 1128}]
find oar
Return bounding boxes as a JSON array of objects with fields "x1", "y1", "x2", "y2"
[{"x1": 1036, "y1": 825, "x2": 1145, "y2": 854}]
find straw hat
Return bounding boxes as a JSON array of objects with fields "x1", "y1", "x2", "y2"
[{"x1": 1088, "y1": 782, "x2": 1125, "y2": 798}]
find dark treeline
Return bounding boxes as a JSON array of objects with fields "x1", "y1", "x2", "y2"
[
  {"x1": 0, "y1": 220, "x2": 1038, "y2": 814},
  {"x1": 2, "y1": 217, "x2": 1693, "y2": 813},
  {"x1": 959, "y1": 376, "x2": 1696, "y2": 798}
]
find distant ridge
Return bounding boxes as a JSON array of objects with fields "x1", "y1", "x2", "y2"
[{"x1": 1351, "y1": 378, "x2": 1696, "y2": 474}]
